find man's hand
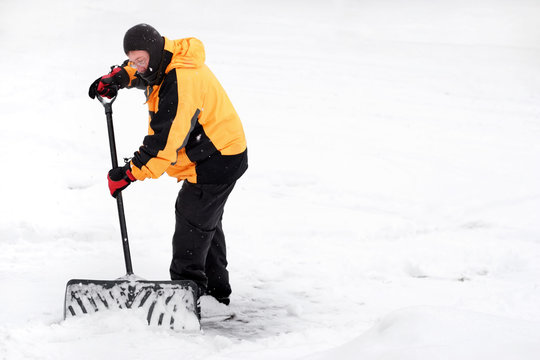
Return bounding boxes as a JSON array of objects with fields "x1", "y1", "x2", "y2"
[
  {"x1": 89, "y1": 66, "x2": 129, "y2": 99},
  {"x1": 108, "y1": 163, "x2": 136, "y2": 198}
]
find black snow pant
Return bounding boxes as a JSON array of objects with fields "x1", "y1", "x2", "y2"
[{"x1": 170, "y1": 180, "x2": 236, "y2": 304}]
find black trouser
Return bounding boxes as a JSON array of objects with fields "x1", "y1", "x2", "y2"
[{"x1": 170, "y1": 180, "x2": 236, "y2": 303}]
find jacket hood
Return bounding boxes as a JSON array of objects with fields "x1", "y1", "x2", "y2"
[{"x1": 164, "y1": 37, "x2": 206, "y2": 72}]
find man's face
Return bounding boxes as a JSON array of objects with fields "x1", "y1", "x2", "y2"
[{"x1": 127, "y1": 50, "x2": 150, "y2": 74}]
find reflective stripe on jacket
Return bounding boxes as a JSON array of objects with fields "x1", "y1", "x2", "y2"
[{"x1": 125, "y1": 37, "x2": 247, "y2": 184}]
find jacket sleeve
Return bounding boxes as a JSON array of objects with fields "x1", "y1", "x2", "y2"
[
  {"x1": 129, "y1": 69, "x2": 199, "y2": 180},
  {"x1": 121, "y1": 60, "x2": 147, "y2": 89}
]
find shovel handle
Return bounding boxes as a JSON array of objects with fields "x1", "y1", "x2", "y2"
[{"x1": 97, "y1": 92, "x2": 134, "y2": 275}]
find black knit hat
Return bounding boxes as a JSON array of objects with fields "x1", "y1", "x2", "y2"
[{"x1": 123, "y1": 24, "x2": 165, "y2": 83}]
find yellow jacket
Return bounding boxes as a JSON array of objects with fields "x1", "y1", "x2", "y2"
[{"x1": 124, "y1": 37, "x2": 247, "y2": 184}]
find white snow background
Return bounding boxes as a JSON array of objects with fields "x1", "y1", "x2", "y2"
[{"x1": 1, "y1": 0, "x2": 540, "y2": 359}]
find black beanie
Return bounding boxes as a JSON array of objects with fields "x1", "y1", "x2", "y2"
[{"x1": 123, "y1": 24, "x2": 165, "y2": 83}]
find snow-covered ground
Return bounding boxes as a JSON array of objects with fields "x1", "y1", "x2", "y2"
[{"x1": 1, "y1": 0, "x2": 540, "y2": 359}]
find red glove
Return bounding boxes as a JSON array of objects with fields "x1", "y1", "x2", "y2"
[
  {"x1": 88, "y1": 66, "x2": 129, "y2": 99},
  {"x1": 107, "y1": 163, "x2": 136, "y2": 198}
]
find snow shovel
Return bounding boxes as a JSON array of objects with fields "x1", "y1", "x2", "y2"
[{"x1": 64, "y1": 92, "x2": 200, "y2": 331}]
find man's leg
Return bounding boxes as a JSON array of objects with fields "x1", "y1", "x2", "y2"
[
  {"x1": 170, "y1": 181, "x2": 235, "y2": 297},
  {"x1": 205, "y1": 219, "x2": 231, "y2": 304}
]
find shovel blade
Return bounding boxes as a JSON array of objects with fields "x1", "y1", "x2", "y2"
[{"x1": 64, "y1": 278, "x2": 200, "y2": 331}]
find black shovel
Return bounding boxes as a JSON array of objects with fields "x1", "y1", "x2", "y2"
[{"x1": 63, "y1": 93, "x2": 200, "y2": 331}]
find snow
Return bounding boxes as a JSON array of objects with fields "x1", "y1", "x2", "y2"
[
  {"x1": 1, "y1": 0, "x2": 540, "y2": 359},
  {"x1": 302, "y1": 307, "x2": 540, "y2": 360}
]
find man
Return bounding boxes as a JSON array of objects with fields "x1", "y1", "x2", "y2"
[{"x1": 89, "y1": 24, "x2": 248, "y2": 307}]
